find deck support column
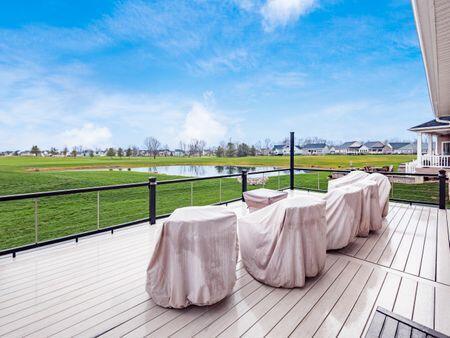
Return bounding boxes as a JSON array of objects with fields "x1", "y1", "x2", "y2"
[
  {"x1": 290, "y1": 131, "x2": 295, "y2": 190},
  {"x1": 149, "y1": 177, "x2": 157, "y2": 225},
  {"x1": 439, "y1": 170, "x2": 447, "y2": 209},
  {"x1": 417, "y1": 132, "x2": 422, "y2": 167},
  {"x1": 428, "y1": 133, "x2": 433, "y2": 155},
  {"x1": 241, "y1": 170, "x2": 248, "y2": 201}
]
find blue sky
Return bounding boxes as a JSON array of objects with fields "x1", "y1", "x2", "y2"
[{"x1": 0, "y1": 0, "x2": 433, "y2": 150}]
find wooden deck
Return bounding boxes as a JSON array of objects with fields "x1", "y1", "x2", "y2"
[{"x1": 1, "y1": 191, "x2": 450, "y2": 337}]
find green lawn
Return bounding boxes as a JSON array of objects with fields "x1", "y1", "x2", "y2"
[{"x1": 0, "y1": 154, "x2": 439, "y2": 251}]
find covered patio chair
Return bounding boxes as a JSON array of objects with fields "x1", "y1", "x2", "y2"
[
  {"x1": 353, "y1": 180, "x2": 383, "y2": 236},
  {"x1": 238, "y1": 196, "x2": 326, "y2": 288},
  {"x1": 328, "y1": 170, "x2": 369, "y2": 190},
  {"x1": 146, "y1": 206, "x2": 238, "y2": 308},
  {"x1": 363, "y1": 173, "x2": 391, "y2": 218},
  {"x1": 324, "y1": 185, "x2": 363, "y2": 250}
]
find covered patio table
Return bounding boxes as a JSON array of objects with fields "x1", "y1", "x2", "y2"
[
  {"x1": 243, "y1": 188, "x2": 288, "y2": 212},
  {"x1": 146, "y1": 206, "x2": 238, "y2": 308}
]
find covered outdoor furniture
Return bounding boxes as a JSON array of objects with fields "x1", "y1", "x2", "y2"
[
  {"x1": 363, "y1": 173, "x2": 391, "y2": 218},
  {"x1": 353, "y1": 180, "x2": 383, "y2": 236},
  {"x1": 328, "y1": 170, "x2": 369, "y2": 190},
  {"x1": 238, "y1": 196, "x2": 327, "y2": 288},
  {"x1": 324, "y1": 185, "x2": 363, "y2": 250},
  {"x1": 243, "y1": 188, "x2": 288, "y2": 212},
  {"x1": 146, "y1": 206, "x2": 238, "y2": 308}
]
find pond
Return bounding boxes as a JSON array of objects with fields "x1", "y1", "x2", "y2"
[{"x1": 130, "y1": 165, "x2": 287, "y2": 178}]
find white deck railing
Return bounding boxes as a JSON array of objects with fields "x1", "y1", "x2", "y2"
[
  {"x1": 405, "y1": 160, "x2": 418, "y2": 173},
  {"x1": 421, "y1": 154, "x2": 450, "y2": 168},
  {"x1": 404, "y1": 155, "x2": 450, "y2": 173}
]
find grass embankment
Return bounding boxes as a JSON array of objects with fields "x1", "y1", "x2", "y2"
[{"x1": 0, "y1": 154, "x2": 439, "y2": 251}]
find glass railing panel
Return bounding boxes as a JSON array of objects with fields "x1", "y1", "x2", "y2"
[
  {"x1": 99, "y1": 187, "x2": 148, "y2": 228},
  {"x1": 38, "y1": 192, "x2": 97, "y2": 242},
  {"x1": 0, "y1": 199, "x2": 35, "y2": 250}
]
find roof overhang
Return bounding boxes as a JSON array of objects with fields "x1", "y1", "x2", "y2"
[
  {"x1": 412, "y1": 0, "x2": 450, "y2": 118},
  {"x1": 409, "y1": 125, "x2": 450, "y2": 134}
]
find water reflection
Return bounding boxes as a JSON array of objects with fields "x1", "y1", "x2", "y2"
[{"x1": 131, "y1": 165, "x2": 278, "y2": 178}]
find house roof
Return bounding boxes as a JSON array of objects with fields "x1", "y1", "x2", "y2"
[
  {"x1": 389, "y1": 142, "x2": 411, "y2": 150},
  {"x1": 302, "y1": 143, "x2": 327, "y2": 149},
  {"x1": 409, "y1": 116, "x2": 450, "y2": 130},
  {"x1": 363, "y1": 141, "x2": 385, "y2": 149},
  {"x1": 272, "y1": 144, "x2": 286, "y2": 150},
  {"x1": 338, "y1": 141, "x2": 362, "y2": 149}
]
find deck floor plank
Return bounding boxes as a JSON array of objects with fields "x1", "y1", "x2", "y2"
[
  {"x1": 390, "y1": 207, "x2": 423, "y2": 271},
  {"x1": 436, "y1": 209, "x2": 450, "y2": 285},
  {"x1": 413, "y1": 282, "x2": 435, "y2": 329},
  {"x1": 314, "y1": 265, "x2": 373, "y2": 337},
  {"x1": 354, "y1": 205, "x2": 401, "y2": 260},
  {"x1": 378, "y1": 207, "x2": 416, "y2": 267},
  {"x1": 404, "y1": 208, "x2": 431, "y2": 276},
  {"x1": 420, "y1": 208, "x2": 438, "y2": 281},
  {"x1": 366, "y1": 205, "x2": 410, "y2": 263},
  {"x1": 337, "y1": 269, "x2": 387, "y2": 337}
]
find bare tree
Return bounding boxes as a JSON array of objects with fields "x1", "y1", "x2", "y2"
[
  {"x1": 131, "y1": 146, "x2": 139, "y2": 157},
  {"x1": 179, "y1": 141, "x2": 187, "y2": 153},
  {"x1": 188, "y1": 139, "x2": 199, "y2": 157},
  {"x1": 264, "y1": 138, "x2": 272, "y2": 155},
  {"x1": 198, "y1": 140, "x2": 206, "y2": 156},
  {"x1": 144, "y1": 137, "x2": 161, "y2": 159}
]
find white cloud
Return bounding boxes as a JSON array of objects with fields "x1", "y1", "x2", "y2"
[
  {"x1": 58, "y1": 124, "x2": 112, "y2": 149},
  {"x1": 194, "y1": 49, "x2": 253, "y2": 74},
  {"x1": 261, "y1": 0, "x2": 317, "y2": 31},
  {"x1": 180, "y1": 103, "x2": 227, "y2": 144}
]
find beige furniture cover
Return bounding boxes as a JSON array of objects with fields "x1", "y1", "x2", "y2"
[
  {"x1": 243, "y1": 188, "x2": 288, "y2": 212},
  {"x1": 238, "y1": 196, "x2": 326, "y2": 288},
  {"x1": 328, "y1": 170, "x2": 369, "y2": 190},
  {"x1": 364, "y1": 173, "x2": 391, "y2": 218},
  {"x1": 324, "y1": 185, "x2": 363, "y2": 250},
  {"x1": 353, "y1": 180, "x2": 383, "y2": 236},
  {"x1": 146, "y1": 206, "x2": 238, "y2": 308}
]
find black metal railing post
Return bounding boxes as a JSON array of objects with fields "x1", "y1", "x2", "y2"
[
  {"x1": 438, "y1": 169, "x2": 446, "y2": 210},
  {"x1": 241, "y1": 170, "x2": 248, "y2": 201},
  {"x1": 290, "y1": 131, "x2": 295, "y2": 190},
  {"x1": 149, "y1": 177, "x2": 157, "y2": 224}
]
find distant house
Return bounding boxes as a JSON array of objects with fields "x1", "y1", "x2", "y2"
[
  {"x1": 158, "y1": 149, "x2": 172, "y2": 157},
  {"x1": 271, "y1": 145, "x2": 301, "y2": 155},
  {"x1": 271, "y1": 145, "x2": 286, "y2": 155},
  {"x1": 19, "y1": 151, "x2": 33, "y2": 156},
  {"x1": 389, "y1": 142, "x2": 415, "y2": 154},
  {"x1": 173, "y1": 149, "x2": 186, "y2": 157},
  {"x1": 301, "y1": 143, "x2": 329, "y2": 155},
  {"x1": 336, "y1": 141, "x2": 363, "y2": 154},
  {"x1": 360, "y1": 141, "x2": 391, "y2": 154}
]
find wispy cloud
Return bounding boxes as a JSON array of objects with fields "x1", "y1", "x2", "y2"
[
  {"x1": 193, "y1": 49, "x2": 254, "y2": 75},
  {"x1": 261, "y1": 0, "x2": 318, "y2": 31}
]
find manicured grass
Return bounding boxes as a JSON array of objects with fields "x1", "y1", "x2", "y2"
[
  {"x1": 0, "y1": 154, "x2": 414, "y2": 174},
  {"x1": 0, "y1": 154, "x2": 437, "y2": 252}
]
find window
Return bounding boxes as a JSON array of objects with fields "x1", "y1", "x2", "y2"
[{"x1": 442, "y1": 141, "x2": 450, "y2": 155}]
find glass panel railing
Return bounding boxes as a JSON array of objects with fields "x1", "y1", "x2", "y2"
[
  {"x1": 0, "y1": 199, "x2": 35, "y2": 250},
  {"x1": 99, "y1": 187, "x2": 148, "y2": 228},
  {"x1": 387, "y1": 174, "x2": 439, "y2": 206},
  {"x1": 38, "y1": 192, "x2": 97, "y2": 242},
  {"x1": 294, "y1": 169, "x2": 331, "y2": 191}
]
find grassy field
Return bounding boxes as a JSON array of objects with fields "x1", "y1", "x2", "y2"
[{"x1": 0, "y1": 154, "x2": 440, "y2": 251}]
